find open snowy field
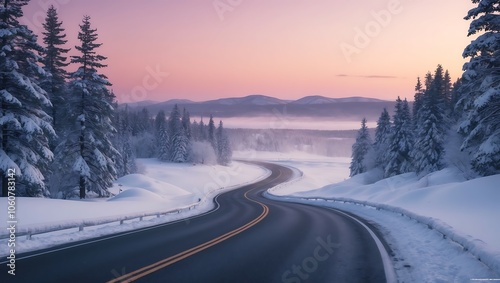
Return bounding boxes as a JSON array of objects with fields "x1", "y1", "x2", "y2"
[
  {"x1": 0, "y1": 159, "x2": 268, "y2": 256},
  {"x1": 249, "y1": 151, "x2": 500, "y2": 280}
]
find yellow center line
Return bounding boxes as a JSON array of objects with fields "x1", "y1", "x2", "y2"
[{"x1": 107, "y1": 189, "x2": 270, "y2": 283}]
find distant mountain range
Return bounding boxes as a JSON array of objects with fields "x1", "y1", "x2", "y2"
[
  {"x1": 120, "y1": 94, "x2": 398, "y2": 121},
  {"x1": 204, "y1": 95, "x2": 289, "y2": 106},
  {"x1": 289, "y1": 95, "x2": 385, "y2": 105}
]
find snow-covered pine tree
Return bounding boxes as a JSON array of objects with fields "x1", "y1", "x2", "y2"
[
  {"x1": 208, "y1": 115, "x2": 216, "y2": 150},
  {"x1": 131, "y1": 108, "x2": 151, "y2": 136},
  {"x1": 191, "y1": 120, "x2": 200, "y2": 141},
  {"x1": 443, "y1": 69, "x2": 453, "y2": 109},
  {"x1": 114, "y1": 106, "x2": 136, "y2": 176},
  {"x1": 171, "y1": 127, "x2": 189, "y2": 163},
  {"x1": 424, "y1": 71, "x2": 433, "y2": 91},
  {"x1": 199, "y1": 117, "x2": 207, "y2": 141},
  {"x1": 216, "y1": 121, "x2": 232, "y2": 165},
  {"x1": 373, "y1": 108, "x2": 392, "y2": 168},
  {"x1": 458, "y1": 0, "x2": 500, "y2": 176},
  {"x1": 128, "y1": 108, "x2": 156, "y2": 158},
  {"x1": 385, "y1": 97, "x2": 413, "y2": 177},
  {"x1": 54, "y1": 16, "x2": 118, "y2": 198},
  {"x1": 412, "y1": 66, "x2": 448, "y2": 175},
  {"x1": 155, "y1": 110, "x2": 169, "y2": 161},
  {"x1": 413, "y1": 77, "x2": 425, "y2": 130},
  {"x1": 182, "y1": 108, "x2": 191, "y2": 140},
  {"x1": 0, "y1": 0, "x2": 56, "y2": 197},
  {"x1": 40, "y1": 5, "x2": 70, "y2": 137},
  {"x1": 168, "y1": 104, "x2": 189, "y2": 162},
  {"x1": 432, "y1": 65, "x2": 445, "y2": 102},
  {"x1": 349, "y1": 118, "x2": 372, "y2": 177}
]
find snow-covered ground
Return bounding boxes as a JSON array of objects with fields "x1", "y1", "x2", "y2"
[
  {"x1": 248, "y1": 151, "x2": 500, "y2": 281},
  {"x1": 0, "y1": 159, "x2": 268, "y2": 256}
]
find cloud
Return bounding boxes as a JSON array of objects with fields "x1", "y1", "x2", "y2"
[{"x1": 336, "y1": 74, "x2": 399, "y2": 79}]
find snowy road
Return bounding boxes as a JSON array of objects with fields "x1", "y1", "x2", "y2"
[{"x1": 1, "y1": 162, "x2": 392, "y2": 283}]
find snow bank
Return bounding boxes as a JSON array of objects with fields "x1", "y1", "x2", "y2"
[{"x1": 111, "y1": 173, "x2": 192, "y2": 199}]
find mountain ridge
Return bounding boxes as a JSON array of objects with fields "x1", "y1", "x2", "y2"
[
  {"x1": 119, "y1": 94, "x2": 397, "y2": 121},
  {"x1": 120, "y1": 94, "x2": 388, "y2": 107}
]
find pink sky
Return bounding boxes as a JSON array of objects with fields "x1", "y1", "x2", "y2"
[{"x1": 22, "y1": 0, "x2": 475, "y2": 103}]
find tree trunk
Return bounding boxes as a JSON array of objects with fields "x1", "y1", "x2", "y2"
[
  {"x1": 79, "y1": 120, "x2": 85, "y2": 199},
  {"x1": 79, "y1": 175, "x2": 85, "y2": 199},
  {"x1": 1, "y1": 171, "x2": 6, "y2": 197},
  {"x1": 1, "y1": 124, "x2": 7, "y2": 197}
]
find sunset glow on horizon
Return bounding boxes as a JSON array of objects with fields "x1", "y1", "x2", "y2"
[{"x1": 22, "y1": 0, "x2": 475, "y2": 103}]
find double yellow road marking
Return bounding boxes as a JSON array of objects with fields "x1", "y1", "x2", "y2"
[{"x1": 107, "y1": 190, "x2": 269, "y2": 283}]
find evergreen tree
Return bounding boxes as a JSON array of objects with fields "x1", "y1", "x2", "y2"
[
  {"x1": 55, "y1": 16, "x2": 118, "y2": 198},
  {"x1": 168, "y1": 104, "x2": 189, "y2": 162},
  {"x1": 199, "y1": 117, "x2": 207, "y2": 141},
  {"x1": 40, "y1": 5, "x2": 70, "y2": 137},
  {"x1": 424, "y1": 71, "x2": 433, "y2": 91},
  {"x1": 443, "y1": 69, "x2": 453, "y2": 109},
  {"x1": 114, "y1": 106, "x2": 136, "y2": 176},
  {"x1": 171, "y1": 127, "x2": 189, "y2": 163},
  {"x1": 373, "y1": 108, "x2": 392, "y2": 168},
  {"x1": 412, "y1": 66, "x2": 448, "y2": 175},
  {"x1": 349, "y1": 118, "x2": 372, "y2": 177},
  {"x1": 385, "y1": 97, "x2": 413, "y2": 177},
  {"x1": 432, "y1": 65, "x2": 445, "y2": 99},
  {"x1": 413, "y1": 77, "x2": 425, "y2": 130},
  {"x1": 154, "y1": 110, "x2": 166, "y2": 140},
  {"x1": 182, "y1": 108, "x2": 192, "y2": 140},
  {"x1": 458, "y1": 0, "x2": 500, "y2": 176},
  {"x1": 191, "y1": 120, "x2": 200, "y2": 141},
  {"x1": 158, "y1": 126, "x2": 170, "y2": 161},
  {"x1": 131, "y1": 108, "x2": 151, "y2": 136},
  {"x1": 208, "y1": 115, "x2": 216, "y2": 150},
  {"x1": 1, "y1": 0, "x2": 56, "y2": 197},
  {"x1": 155, "y1": 110, "x2": 169, "y2": 161},
  {"x1": 216, "y1": 121, "x2": 232, "y2": 165}
]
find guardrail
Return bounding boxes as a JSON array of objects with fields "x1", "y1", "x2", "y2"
[{"x1": 0, "y1": 203, "x2": 199, "y2": 241}]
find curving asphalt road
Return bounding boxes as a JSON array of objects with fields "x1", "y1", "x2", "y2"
[{"x1": 1, "y1": 162, "x2": 393, "y2": 283}]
